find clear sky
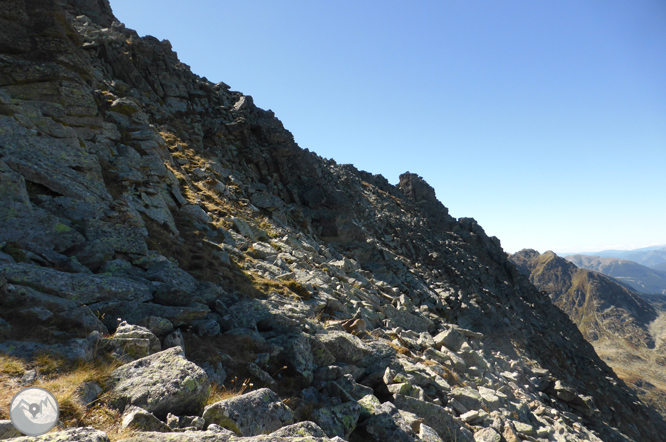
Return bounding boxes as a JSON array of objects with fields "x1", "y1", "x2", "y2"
[{"x1": 110, "y1": 0, "x2": 666, "y2": 254}]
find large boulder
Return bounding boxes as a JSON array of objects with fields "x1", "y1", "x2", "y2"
[
  {"x1": 269, "y1": 421, "x2": 328, "y2": 438},
  {"x1": 315, "y1": 331, "x2": 366, "y2": 365},
  {"x1": 109, "y1": 347, "x2": 210, "y2": 419},
  {"x1": 358, "y1": 401, "x2": 418, "y2": 442},
  {"x1": 0, "y1": 263, "x2": 152, "y2": 305},
  {"x1": 202, "y1": 388, "x2": 293, "y2": 436},
  {"x1": 311, "y1": 401, "x2": 361, "y2": 439},
  {"x1": 393, "y1": 394, "x2": 471, "y2": 442},
  {"x1": 121, "y1": 406, "x2": 172, "y2": 432},
  {"x1": 0, "y1": 332, "x2": 100, "y2": 362},
  {"x1": 109, "y1": 321, "x2": 162, "y2": 356},
  {"x1": 90, "y1": 301, "x2": 209, "y2": 330}
]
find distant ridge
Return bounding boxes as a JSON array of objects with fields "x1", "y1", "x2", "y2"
[
  {"x1": 510, "y1": 249, "x2": 666, "y2": 417},
  {"x1": 565, "y1": 255, "x2": 666, "y2": 295},
  {"x1": 509, "y1": 249, "x2": 657, "y2": 347},
  {"x1": 558, "y1": 245, "x2": 666, "y2": 270}
]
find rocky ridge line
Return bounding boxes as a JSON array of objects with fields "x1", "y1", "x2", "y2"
[{"x1": 0, "y1": 0, "x2": 665, "y2": 441}]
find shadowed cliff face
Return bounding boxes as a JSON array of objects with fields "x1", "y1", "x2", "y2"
[{"x1": 1, "y1": 1, "x2": 666, "y2": 440}]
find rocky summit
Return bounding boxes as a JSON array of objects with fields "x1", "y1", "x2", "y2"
[{"x1": 0, "y1": 1, "x2": 665, "y2": 441}]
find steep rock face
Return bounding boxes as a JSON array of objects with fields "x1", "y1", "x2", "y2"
[{"x1": 0, "y1": 1, "x2": 665, "y2": 441}]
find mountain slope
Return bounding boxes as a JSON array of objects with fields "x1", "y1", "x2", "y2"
[
  {"x1": 510, "y1": 250, "x2": 658, "y2": 346},
  {"x1": 511, "y1": 249, "x2": 666, "y2": 417},
  {"x1": 562, "y1": 246, "x2": 666, "y2": 270},
  {"x1": 565, "y1": 255, "x2": 666, "y2": 295},
  {"x1": 0, "y1": 1, "x2": 665, "y2": 440}
]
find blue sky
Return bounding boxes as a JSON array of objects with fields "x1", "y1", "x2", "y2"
[{"x1": 110, "y1": 0, "x2": 666, "y2": 254}]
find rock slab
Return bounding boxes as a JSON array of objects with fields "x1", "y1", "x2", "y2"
[
  {"x1": 202, "y1": 388, "x2": 294, "y2": 436},
  {"x1": 109, "y1": 347, "x2": 210, "y2": 419}
]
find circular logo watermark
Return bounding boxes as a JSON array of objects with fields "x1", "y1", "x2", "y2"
[{"x1": 9, "y1": 387, "x2": 59, "y2": 436}]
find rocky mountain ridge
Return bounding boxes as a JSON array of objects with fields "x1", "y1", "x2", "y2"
[
  {"x1": 0, "y1": 0, "x2": 665, "y2": 441},
  {"x1": 564, "y1": 255, "x2": 666, "y2": 295},
  {"x1": 509, "y1": 249, "x2": 666, "y2": 419},
  {"x1": 561, "y1": 246, "x2": 666, "y2": 271}
]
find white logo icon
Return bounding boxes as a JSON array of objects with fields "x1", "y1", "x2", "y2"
[{"x1": 10, "y1": 387, "x2": 59, "y2": 436}]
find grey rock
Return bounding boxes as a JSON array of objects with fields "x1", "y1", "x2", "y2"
[
  {"x1": 166, "y1": 413, "x2": 205, "y2": 431},
  {"x1": 269, "y1": 421, "x2": 327, "y2": 438},
  {"x1": 202, "y1": 388, "x2": 293, "y2": 436},
  {"x1": 0, "y1": 263, "x2": 152, "y2": 305},
  {"x1": 122, "y1": 406, "x2": 172, "y2": 432},
  {"x1": 20, "y1": 369, "x2": 37, "y2": 385},
  {"x1": 552, "y1": 379, "x2": 577, "y2": 402},
  {"x1": 164, "y1": 329, "x2": 186, "y2": 353},
  {"x1": 1, "y1": 283, "x2": 77, "y2": 313},
  {"x1": 109, "y1": 347, "x2": 210, "y2": 419},
  {"x1": 115, "y1": 431, "x2": 231, "y2": 441},
  {"x1": 316, "y1": 331, "x2": 366, "y2": 365},
  {"x1": 334, "y1": 374, "x2": 374, "y2": 400},
  {"x1": 136, "y1": 316, "x2": 175, "y2": 337},
  {"x1": 474, "y1": 427, "x2": 501, "y2": 442},
  {"x1": 359, "y1": 401, "x2": 417, "y2": 442},
  {"x1": 76, "y1": 381, "x2": 103, "y2": 406},
  {"x1": 0, "y1": 420, "x2": 21, "y2": 439},
  {"x1": 83, "y1": 219, "x2": 148, "y2": 256},
  {"x1": 145, "y1": 260, "x2": 198, "y2": 306},
  {"x1": 0, "y1": 160, "x2": 87, "y2": 254},
  {"x1": 433, "y1": 327, "x2": 465, "y2": 352},
  {"x1": 193, "y1": 319, "x2": 221, "y2": 337},
  {"x1": 200, "y1": 361, "x2": 228, "y2": 386},
  {"x1": 419, "y1": 424, "x2": 444, "y2": 442},
  {"x1": 272, "y1": 334, "x2": 314, "y2": 387},
  {"x1": 102, "y1": 336, "x2": 151, "y2": 360},
  {"x1": 90, "y1": 301, "x2": 209, "y2": 330},
  {"x1": 180, "y1": 416, "x2": 206, "y2": 430},
  {"x1": 18, "y1": 306, "x2": 53, "y2": 321},
  {"x1": 311, "y1": 401, "x2": 361, "y2": 439},
  {"x1": 383, "y1": 305, "x2": 434, "y2": 333},
  {"x1": 113, "y1": 321, "x2": 162, "y2": 354},
  {"x1": 449, "y1": 387, "x2": 483, "y2": 411},
  {"x1": 247, "y1": 362, "x2": 277, "y2": 387},
  {"x1": 0, "y1": 332, "x2": 100, "y2": 362},
  {"x1": 7, "y1": 427, "x2": 109, "y2": 441},
  {"x1": 437, "y1": 347, "x2": 466, "y2": 373},
  {"x1": 232, "y1": 217, "x2": 255, "y2": 240},
  {"x1": 57, "y1": 305, "x2": 109, "y2": 334},
  {"x1": 393, "y1": 394, "x2": 470, "y2": 442}
]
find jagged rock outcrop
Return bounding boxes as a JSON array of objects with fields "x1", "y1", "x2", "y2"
[{"x1": 1, "y1": 0, "x2": 665, "y2": 441}]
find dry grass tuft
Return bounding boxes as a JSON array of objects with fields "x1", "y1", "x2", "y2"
[
  {"x1": 0, "y1": 352, "x2": 123, "y2": 437},
  {"x1": 206, "y1": 378, "x2": 254, "y2": 406},
  {"x1": 286, "y1": 281, "x2": 310, "y2": 300},
  {"x1": 386, "y1": 341, "x2": 412, "y2": 357}
]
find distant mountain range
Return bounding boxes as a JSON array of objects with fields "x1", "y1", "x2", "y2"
[
  {"x1": 558, "y1": 245, "x2": 666, "y2": 270},
  {"x1": 509, "y1": 249, "x2": 658, "y2": 347},
  {"x1": 564, "y1": 255, "x2": 666, "y2": 295},
  {"x1": 509, "y1": 249, "x2": 666, "y2": 416}
]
